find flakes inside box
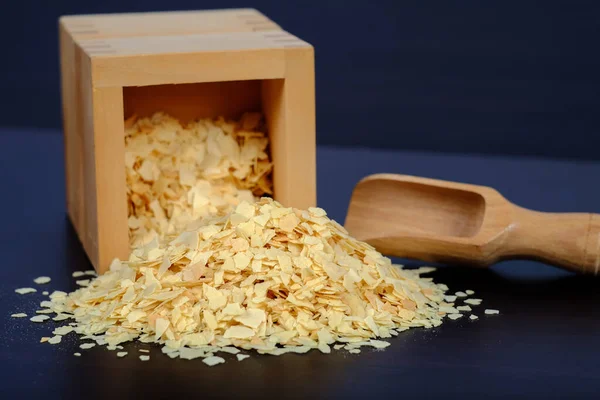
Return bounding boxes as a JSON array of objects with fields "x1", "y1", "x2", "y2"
[{"x1": 123, "y1": 84, "x2": 274, "y2": 249}]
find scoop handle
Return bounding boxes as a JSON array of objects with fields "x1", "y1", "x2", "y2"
[{"x1": 506, "y1": 206, "x2": 600, "y2": 275}]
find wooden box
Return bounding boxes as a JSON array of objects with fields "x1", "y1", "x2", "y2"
[{"x1": 59, "y1": 9, "x2": 316, "y2": 273}]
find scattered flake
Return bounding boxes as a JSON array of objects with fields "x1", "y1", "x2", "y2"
[
  {"x1": 465, "y1": 290, "x2": 475, "y2": 295},
  {"x1": 179, "y1": 347, "x2": 206, "y2": 360},
  {"x1": 470, "y1": 315, "x2": 479, "y2": 320},
  {"x1": 368, "y1": 340, "x2": 391, "y2": 349},
  {"x1": 42, "y1": 291, "x2": 49, "y2": 295},
  {"x1": 218, "y1": 347, "x2": 240, "y2": 355},
  {"x1": 139, "y1": 349, "x2": 150, "y2": 353},
  {"x1": 484, "y1": 309, "x2": 500, "y2": 315},
  {"x1": 455, "y1": 291, "x2": 468, "y2": 297},
  {"x1": 34, "y1": 276, "x2": 51, "y2": 284},
  {"x1": 236, "y1": 354, "x2": 250, "y2": 361},
  {"x1": 202, "y1": 356, "x2": 225, "y2": 367},
  {"x1": 30, "y1": 315, "x2": 49, "y2": 322},
  {"x1": 117, "y1": 352, "x2": 128, "y2": 357},
  {"x1": 53, "y1": 314, "x2": 71, "y2": 321},
  {"x1": 447, "y1": 314, "x2": 463, "y2": 320},
  {"x1": 444, "y1": 295, "x2": 457, "y2": 303},
  {"x1": 75, "y1": 280, "x2": 90, "y2": 287},
  {"x1": 53, "y1": 326, "x2": 74, "y2": 335},
  {"x1": 74, "y1": 353, "x2": 81, "y2": 357},
  {"x1": 48, "y1": 335, "x2": 62, "y2": 345},
  {"x1": 50, "y1": 291, "x2": 67, "y2": 299},
  {"x1": 348, "y1": 349, "x2": 361, "y2": 354},
  {"x1": 40, "y1": 337, "x2": 50, "y2": 343},
  {"x1": 464, "y1": 299, "x2": 482, "y2": 306},
  {"x1": 11, "y1": 313, "x2": 27, "y2": 318},
  {"x1": 80, "y1": 343, "x2": 96, "y2": 350},
  {"x1": 84, "y1": 270, "x2": 97, "y2": 276},
  {"x1": 72, "y1": 271, "x2": 86, "y2": 278},
  {"x1": 457, "y1": 305, "x2": 472, "y2": 312},
  {"x1": 15, "y1": 288, "x2": 37, "y2": 295},
  {"x1": 139, "y1": 355, "x2": 150, "y2": 361},
  {"x1": 36, "y1": 309, "x2": 54, "y2": 314}
]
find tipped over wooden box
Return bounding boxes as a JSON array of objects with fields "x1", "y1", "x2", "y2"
[{"x1": 59, "y1": 9, "x2": 316, "y2": 273}]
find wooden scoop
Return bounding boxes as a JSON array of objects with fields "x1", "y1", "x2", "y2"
[{"x1": 344, "y1": 174, "x2": 600, "y2": 275}]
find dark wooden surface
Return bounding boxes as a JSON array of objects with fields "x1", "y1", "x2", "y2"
[{"x1": 1, "y1": 128, "x2": 599, "y2": 399}]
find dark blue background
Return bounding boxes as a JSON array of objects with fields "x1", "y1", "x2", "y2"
[{"x1": 2, "y1": 1, "x2": 599, "y2": 159}]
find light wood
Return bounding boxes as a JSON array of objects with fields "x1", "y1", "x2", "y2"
[
  {"x1": 60, "y1": 9, "x2": 280, "y2": 39},
  {"x1": 345, "y1": 174, "x2": 600, "y2": 275},
  {"x1": 60, "y1": 9, "x2": 316, "y2": 273},
  {"x1": 123, "y1": 80, "x2": 263, "y2": 123}
]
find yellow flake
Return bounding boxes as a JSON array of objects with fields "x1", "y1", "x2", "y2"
[
  {"x1": 213, "y1": 269, "x2": 224, "y2": 286},
  {"x1": 368, "y1": 340, "x2": 390, "y2": 349},
  {"x1": 279, "y1": 213, "x2": 300, "y2": 232},
  {"x1": 253, "y1": 212, "x2": 270, "y2": 226},
  {"x1": 222, "y1": 303, "x2": 243, "y2": 316},
  {"x1": 234, "y1": 253, "x2": 251, "y2": 270},
  {"x1": 235, "y1": 202, "x2": 256, "y2": 219},
  {"x1": 48, "y1": 335, "x2": 62, "y2": 345},
  {"x1": 127, "y1": 310, "x2": 146, "y2": 323},
  {"x1": 234, "y1": 309, "x2": 266, "y2": 329},
  {"x1": 202, "y1": 356, "x2": 225, "y2": 366},
  {"x1": 203, "y1": 310, "x2": 218, "y2": 330},
  {"x1": 15, "y1": 288, "x2": 37, "y2": 295},
  {"x1": 224, "y1": 326, "x2": 255, "y2": 339},
  {"x1": 34, "y1": 276, "x2": 51, "y2": 284},
  {"x1": 204, "y1": 284, "x2": 227, "y2": 310},
  {"x1": 157, "y1": 256, "x2": 172, "y2": 277},
  {"x1": 231, "y1": 238, "x2": 249, "y2": 252},
  {"x1": 322, "y1": 262, "x2": 346, "y2": 281},
  {"x1": 277, "y1": 255, "x2": 293, "y2": 273},
  {"x1": 53, "y1": 326, "x2": 74, "y2": 335},
  {"x1": 308, "y1": 207, "x2": 327, "y2": 217}
]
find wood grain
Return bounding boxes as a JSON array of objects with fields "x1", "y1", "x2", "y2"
[
  {"x1": 345, "y1": 173, "x2": 600, "y2": 274},
  {"x1": 60, "y1": 9, "x2": 280, "y2": 39}
]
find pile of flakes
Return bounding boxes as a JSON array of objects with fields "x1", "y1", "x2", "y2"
[
  {"x1": 125, "y1": 112, "x2": 273, "y2": 247},
  {"x1": 13, "y1": 198, "x2": 496, "y2": 365}
]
